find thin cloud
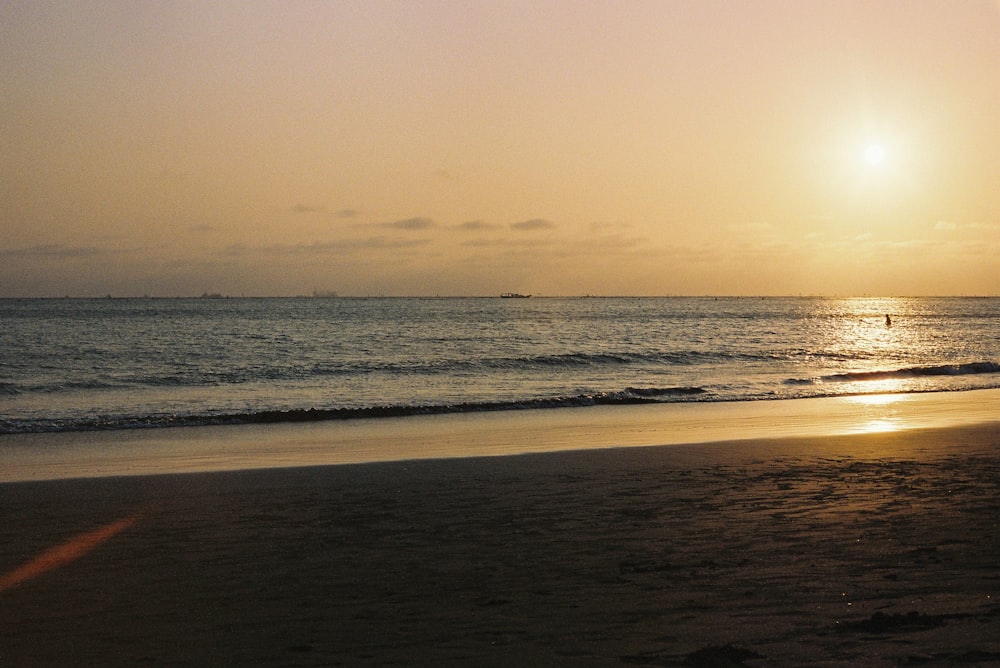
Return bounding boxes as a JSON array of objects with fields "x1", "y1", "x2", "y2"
[
  {"x1": 586, "y1": 221, "x2": 634, "y2": 232},
  {"x1": 934, "y1": 220, "x2": 998, "y2": 232},
  {"x1": 291, "y1": 204, "x2": 327, "y2": 214},
  {"x1": 583, "y1": 234, "x2": 647, "y2": 251},
  {"x1": 290, "y1": 205, "x2": 360, "y2": 218},
  {"x1": 224, "y1": 237, "x2": 432, "y2": 256},
  {"x1": 511, "y1": 218, "x2": 556, "y2": 231},
  {"x1": 461, "y1": 238, "x2": 559, "y2": 248},
  {"x1": 0, "y1": 244, "x2": 112, "y2": 258},
  {"x1": 456, "y1": 220, "x2": 499, "y2": 231},
  {"x1": 331, "y1": 236, "x2": 431, "y2": 250},
  {"x1": 380, "y1": 217, "x2": 436, "y2": 231}
]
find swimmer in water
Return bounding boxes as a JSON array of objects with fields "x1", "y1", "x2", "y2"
[{"x1": 885, "y1": 314, "x2": 892, "y2": 327}]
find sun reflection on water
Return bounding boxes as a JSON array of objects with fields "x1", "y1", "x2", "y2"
[
  {"x1": 848, "y1": 382, "x2": 909, "y2": 400},
  {"x1": 857, "y1": 418, "x2": 899, "y2": 433},
  {"x1": 812, "y1": 297, "x2": 940, "y2": 399},
  {"x1": 823, "y1": 297, "x2": 909, "y2": 358},
  {"x1": 845, "y1": 392, "x2": 910, "y2": 433}
]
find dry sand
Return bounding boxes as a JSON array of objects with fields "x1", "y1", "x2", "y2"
[{"x1": 2, "y1": 419, "x2": 1000, "y2": 666}]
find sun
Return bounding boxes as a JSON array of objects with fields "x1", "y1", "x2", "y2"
[{"x1": 863, "y1": 143, "x2": 886, "y2": 166}]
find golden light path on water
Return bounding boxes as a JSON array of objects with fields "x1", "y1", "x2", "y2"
[
  {"x1": 823, "y1": 298, "x2": 915, "y2": 435},
  {"x1": 845, "y1": 390, "x2": 909, "y2": 434}
]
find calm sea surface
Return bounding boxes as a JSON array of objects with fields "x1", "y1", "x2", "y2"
[{"x1": 1, "y1": 297, "x2": 998, "y2": 434}]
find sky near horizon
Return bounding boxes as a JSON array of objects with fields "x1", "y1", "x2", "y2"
[{"x1": 3, "y1": 1, "x2": 999, "y2": 297}]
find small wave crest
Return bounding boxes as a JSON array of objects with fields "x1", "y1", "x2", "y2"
[
  {"x1": 785, "y1": 361, "x2": 1000, "y2": 386},
  {"x1": 0, "y1": 385, "x2": 709, "y2": 434}
]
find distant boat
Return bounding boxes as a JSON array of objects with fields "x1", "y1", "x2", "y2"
[{"x1": 500, "y1": 292, "x2": 531, "y2": 298}]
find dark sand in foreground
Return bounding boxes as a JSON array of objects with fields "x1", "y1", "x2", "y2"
[{"x1": 2, "y1": 423, "x2": 1000, "y2": 666}]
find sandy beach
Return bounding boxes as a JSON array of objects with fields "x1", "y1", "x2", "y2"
[{"x1": 2, "y1": 398, "x2": 1000, "y2": 666}]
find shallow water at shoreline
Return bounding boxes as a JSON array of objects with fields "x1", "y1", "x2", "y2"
[{"x1": 4, "y1": 388, "x2": 999, "y2": 482}]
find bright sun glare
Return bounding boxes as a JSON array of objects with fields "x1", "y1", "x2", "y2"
[{"x1": 863, "y1": 143, "x2": 886, "y2": 165}]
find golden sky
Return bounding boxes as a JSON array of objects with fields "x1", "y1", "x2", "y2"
[{"x1": 3, "y1": 1, "x2": 999, "y2": 296}]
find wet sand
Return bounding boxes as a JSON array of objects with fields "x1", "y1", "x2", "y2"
[
  {"x1": 4, "y1": 388, "x2": 1000, "y2": 483},
  {"x1": 2, "y1": 401, "x2": 1000, "y2": 665}
]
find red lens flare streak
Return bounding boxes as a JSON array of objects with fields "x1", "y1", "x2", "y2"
[{"x1": 0, "y1": 513, "x2": 142, "y2": 593}]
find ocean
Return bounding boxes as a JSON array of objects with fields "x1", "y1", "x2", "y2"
[{"x1": 1, "y1": 296, "x2": 998, "y2": 434}]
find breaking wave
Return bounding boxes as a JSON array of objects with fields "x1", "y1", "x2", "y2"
[
  {"x1": 785, "y1": 361, "x2": 1000, "y2": 386},
  {"x1": 0, "y1": 386, "x2": 709, "y2": 434}
]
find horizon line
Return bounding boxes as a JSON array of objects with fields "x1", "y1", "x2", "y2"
[{"x1": 3, "y1": 294, "x2": 999, "y2": 300}]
